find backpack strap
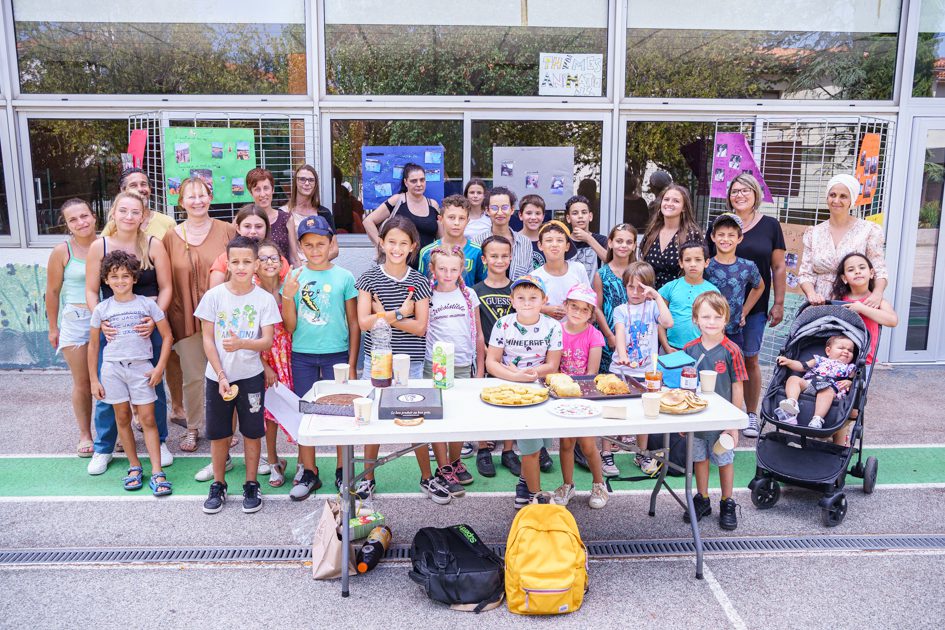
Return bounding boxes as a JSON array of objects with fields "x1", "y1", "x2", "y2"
[
  {"x1": 447, "y1": 525, "x2": 501, "y2": 563},
  {"x1": 423, "y1": 527, "x2": 452, "y2": 570}
]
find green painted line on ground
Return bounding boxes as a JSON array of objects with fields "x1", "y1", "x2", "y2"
[{"x1": 0, "y1": 447, "x2": 943, "y2": 498}]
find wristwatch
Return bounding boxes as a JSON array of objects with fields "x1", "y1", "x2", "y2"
[{"x1": 394, "y1": 309, "x2": 404, "y2": 321}]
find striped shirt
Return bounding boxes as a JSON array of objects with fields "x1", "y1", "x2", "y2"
[
  {"x1": 682, "y1": 336, "x2": 748, "y2": 403},
  {"x1": 355, "y1": 264, "x2": 433, "y2": 363},
  {"x1": 471, "y1": 229, "x2": 535, "y2": 281}
]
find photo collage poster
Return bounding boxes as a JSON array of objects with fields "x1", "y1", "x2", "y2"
[
  {"x1": 360, "y1": 146, "x2": 446, "y2": 211},
  {"x1": 163, "y1": 127, "x2": 257, "y2": 205},
  {"x1": 710, "y1": 132, "x2": 774, "y2": 203}
]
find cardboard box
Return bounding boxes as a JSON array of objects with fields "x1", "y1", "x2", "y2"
[{"x1": 377, "y1": 388, "x2": 444, "y2": 420}]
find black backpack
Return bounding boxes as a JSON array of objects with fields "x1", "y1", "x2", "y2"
[
  {"x1": 646, "y1": 432, "x2": 687, "y2": 477},
  {"x1": 408, "y1": 524, "x2": 504, "y2": 613}
]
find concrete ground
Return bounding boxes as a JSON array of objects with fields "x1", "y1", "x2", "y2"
[{"x1": 1, "y1": 365, "x2": 944, "y2": 629}]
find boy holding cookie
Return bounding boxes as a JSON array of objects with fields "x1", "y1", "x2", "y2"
[{"x1": 195, "y1": 236, "x2": 282, "y2": 515}]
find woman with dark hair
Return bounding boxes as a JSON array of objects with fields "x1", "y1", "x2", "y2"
[
  {"x1": 247, "y1": 167, "x2": 299, "y2": 266},
  {"x1": 363, "y1": 163, "x2": 440, "y2": 254},
  {"x1": 639, "y1": 184, "x2": 703, "y2": 289},
  {"x1": 470, "y1": 186, "x2": 536, "y2": 281},
  {"x1": 463, "y1": 178, "x2": 491, "y2": 236}
]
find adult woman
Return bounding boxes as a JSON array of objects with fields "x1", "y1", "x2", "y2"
[
  {"x1": 470, "y1": 186, "x2": 535, "y2": 280},
  {"x1": 84, "y1": 191, "x2": 173, "y2": 475},
  {"x1": 45, "y1": 199, "x2": 97, "y2": 457},
  {"x1": 283, "y1": 165, "x2": 339, "y2": 261},
  {"x1": 363, "y1": 163, "x2": 440, "y2": 254},
  {"x1": 162, "y1": 178, "x2": 237, "y2": 452},
  {"x1": 799, "y1": 174, "x2": 888, "y2": 307},
  {"x1": 463, "y1": 178, "x2": 491, "y2": 236},
  {"x1": 247, "y1": 167, "x2": 299, "y2": 266},
  {"x1": 707, "y1": 174, "x2": 787, "y2": 438},
  {"x1": 639, "y1": 184, "x2": 703, "y2": 289}
]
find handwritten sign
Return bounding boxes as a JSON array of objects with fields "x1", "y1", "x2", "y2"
[{"x1": 538, "y1": 53, "x2": 603, "y2": 96}]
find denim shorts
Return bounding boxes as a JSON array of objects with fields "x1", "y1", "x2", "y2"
[
  {"x1": 732, "y1": 311, "x2": 768, "y2": 358},
  {"x1": 292, "y1": 351, "x2": 349, "y2": 398},
  {"x1": 691, "y1": 430, "x2": 735, "y2": 467},
  {"x1": 57, "y1": 304, "x2": 92, "y2": 351}
]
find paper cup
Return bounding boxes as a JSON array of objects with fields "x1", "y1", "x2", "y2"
[
  {"x1": 333, "y1": 363, "x2": 349, "y2": 384},
  {"x1": 353, "y1": 397, "x2": 373, "y2": 426},
  {"x1": 713, "y1": 433, "x2": 735, "y2": 456},
  {"x1": 393, "y1": 354, "x2": 411, "y2": 387},
  {"x1": 642, "y1": 392, "x2": 662, "y2": 418},
  {"x1": 699, "y1": 370, "x2": 717, "y2": 394}
]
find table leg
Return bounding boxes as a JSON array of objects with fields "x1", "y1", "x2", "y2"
[
  {"x1": 683, "y1": 431, "x2": 704, "y2": 580},
  {"x1": 648, "y1": 432, "x2": 671, "y2": 517},
  {"x1": 341, "y1": 444, "x2": 353, "y2": 597}
]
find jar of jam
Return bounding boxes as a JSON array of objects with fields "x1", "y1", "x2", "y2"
[
  {"x1": 680, "y1": 366, "x2": 698, "y2": 391},
  {"x1": 644, "y1": 370, "x2": 663, "y2": 392}
]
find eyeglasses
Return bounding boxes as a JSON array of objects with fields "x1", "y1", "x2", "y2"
[
  {"x1": 297, "y1": 177, "x2": 316, "y2": 184},
  {"x1": 489, "y1": 204, "x2": 512, "y2": 212},
  {"x1": 258, "y1": 255, "x2": 280, "y2": 264},
  {"x1": 730, "y1": 188, "x2": 753, "y2": 197}
]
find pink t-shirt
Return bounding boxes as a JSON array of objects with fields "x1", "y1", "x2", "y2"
[
  {"x1": 843, "y1": 296, "x2": 879, "y2": 364},
  {"x1": 560, "y1": 324, "x2": 606, "y2": 376}
]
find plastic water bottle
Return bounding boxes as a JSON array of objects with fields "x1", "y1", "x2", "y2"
[
  {"x1": 356, "y1": 525, "x2": 392, "y2": 573},
  {"x1": 370, "y1": 317, "x2": 393, "y2": 387}
]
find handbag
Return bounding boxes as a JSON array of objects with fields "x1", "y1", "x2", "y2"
[{"x1": 311, "y1": 497, "x2": 357, "y2": 580}]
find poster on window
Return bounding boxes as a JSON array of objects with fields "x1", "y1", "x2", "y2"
[
  {"x1": 854, "y1": 133, "x2": 881, "y2": 207},
  {"x1": 360, "y1": 146, "x2": 446, "y2": 211},
  {"x1": 710, "y1": 132, "x2": 773, "y2": 203},
  {"x1": 163, "y1": 127, "x2": 256, "y2": 205},
  {"x1": 538, "y1": 53, "x2": 603, "y2": 96}
]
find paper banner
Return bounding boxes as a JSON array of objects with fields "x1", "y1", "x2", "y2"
[
  {"x1": 855, "y1": 133, "x2": 881, "y2": 207},
  {"x1": 538, "y1": 53, "x2": 603, "y2": 96},
  {"x1": 126, "y1": 129, "x2": 148, "y2": 169},
  {"x1": 710, "y1": 132, "x2": 773, "y2": 203}
]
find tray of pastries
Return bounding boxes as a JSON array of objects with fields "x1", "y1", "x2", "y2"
[
  {"x1": 480, "y1": 384, "x2": 549, "y2": 407},
  {"x1": 545, "y1": 373, "x2": 646, "y2": 400},
  {"x1": 659, "y1": 389, "x2": 709, "y2": 414}
]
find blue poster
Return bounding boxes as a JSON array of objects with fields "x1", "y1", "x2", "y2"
[{"x1": 361, "y1": 145, "x2": 446, "y2": 211}]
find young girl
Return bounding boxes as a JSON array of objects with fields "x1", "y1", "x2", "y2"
[
  {"x1": 554, "y1": 284, "x2": 608, "y2": 510},
  {"x1": 464, "y1": 178, "x2": 491, "y2": 237},
  {"x1": 355, "y1": 216, "x2": 441, "y2": 500},
  {"x1": 422, "y1": 246, "x2": 486, "y2": 497},
  {"x1": 518, "y1": 194, "x2": 548, "y2": 268},
  {"x1": 596, "y1": 223, "x2": 638, "y2": 372},
  {"x1": 45, "y1": 199, "x2": 97, "y2": 457},
  {"x1": 256, "y1": 240, "x2": 293, "y2": 487},
  {"x1": 610, "y1": 262, "x2": 673, "y2": 475},
  {"x1": 208, "y1": 205, "x2": 287, "y2": 288}
]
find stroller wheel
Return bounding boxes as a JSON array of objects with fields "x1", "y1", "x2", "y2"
[
  {"x1": 821, "y1": 494, "x2": 847, "y2": 527},
  {"x1": 750, "y1": 478, "x2": 780, "y2": 510},
  {"x1": 862, "y1": 456, "x2": 878, "y2": 495}
]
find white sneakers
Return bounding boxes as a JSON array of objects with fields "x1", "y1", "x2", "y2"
[
  {"x1": 87, "y1": 452, "x2": 113, "y2": 475},
  {"x1": 195, "y1": 456, "x2": 234, "y2": 482},
  {"x1": 160, "y1": 443, "x2": 174, "y2": 467},
  {"x1": 552, "y1": 482, "x2": 609, "y2": 509}
]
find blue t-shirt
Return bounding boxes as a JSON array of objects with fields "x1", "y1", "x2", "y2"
[
  {"x1": 658, "y1": 277, "x2": 720, "y2": 349},
  {"x1": 284, "y1": 264, "x2": 358, "y2": 355},
  {"x1": 417, "y1": 239, "x2": 487, "y2": 288},
  {"x1": 705, "y1": 257, "x2": 762, "y2": 334}
]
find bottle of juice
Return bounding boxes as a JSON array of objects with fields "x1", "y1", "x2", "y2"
[
  {"x1": 370, "y1": 317, "x2": 393, "y2": 388},
  {"x1": 356, "y1": 525, "x2": 392, "y2": 573}
]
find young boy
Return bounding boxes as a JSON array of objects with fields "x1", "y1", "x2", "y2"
[
  {"x1": 282, "y1": 216, "x2": 361, "y2": 499},
  {"x1": 418, "y1": 194, "x2": 486, "y2": 287},
  {"x1": 682, "y1": 292, "x2": 747, "y2": 530},
  {"x1": 472, "y1": 235, "x2": 519, "y2": 477},
  {"x1": 195, "y1": 236, "x2": 282, "y2": 515},
  {"x1": 88, "y1": 251, "x2": 173, "y2": 495},
  {"x1": 518, "y1": 194, "x2": 550, "y2": 268},
  {"x1": 485, "y1": 275, "x2": 562, "y2": 509},
  {"x1": 658, "y1": 241, "x2": 720, "y2": 352},
  {"x1": 705, "y1": 213, "x2": 765, "y2": 350},
  {"x1": 564, "y1": 195, "x2": 608, "y2": 280}
]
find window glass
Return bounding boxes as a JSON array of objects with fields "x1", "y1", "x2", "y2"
[
  {"x1": 913, "y1": 0, "x2": 945, "y2": 97},
  {"x1": 626, "y1": 0, "x2": 901, "y2": 100},
  {"x1": 13, "y1": 1, "x2": 307, "y2": 95},
  {"x1": 0, "y1": 139, "x2": 9, "y2": 236},
  {"x1": 330, "y1": 119, "x2": 463, "y2": 234},
  {"x1": 324, "y1": 0, "x2": 608, "y2": 96}
]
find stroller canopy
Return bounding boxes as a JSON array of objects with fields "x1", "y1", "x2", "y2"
[{"x1": 786, "y1": 303, "x2": 870, "y2": 359}]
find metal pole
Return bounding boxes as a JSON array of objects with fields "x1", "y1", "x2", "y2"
[
  {"x1": 684, "y1": 431, "x2": 704, "y2": 579},
  {"x1": 340, "y1": 445, "x2": 353, "y2": 597},
  {"x1": 648, "y1": 432, "x2": 671, "y2": 517}
]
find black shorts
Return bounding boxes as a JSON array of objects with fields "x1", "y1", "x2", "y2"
[{"x1": 204, "y1": 372, "x2": 266, "y2": 441}]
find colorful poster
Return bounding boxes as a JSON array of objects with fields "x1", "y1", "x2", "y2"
[
  {"x1": 126, "y1": 129, "x2": 148, "y2": 169},
  {"x1": 360, "y1": 146, "x2": 446, "y2": 211},
  {"x1": 780, "y1": 222, "x2": 807, "y2": 294},
  {"x1": 163, "y1": 127, "x2": 256, "y2": 205},
  {"x1": 855, "y1": 133, "x2": 881, "y2": 207},
  {"x1": 538, "y1": 53, "x2": 603, "y2": 96},
  {"x1": 710, "y1": 132, "x2": 773, "y2": 203}
]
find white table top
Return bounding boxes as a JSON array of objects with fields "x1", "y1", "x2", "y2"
[{"x1": 297, "y1": 378, "x2": 747, "y2": 447}]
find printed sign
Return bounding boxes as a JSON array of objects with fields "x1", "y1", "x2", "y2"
[
  {"x1": 538, "y1": 53, "x2": 603, "y2": 96},
  {"x1": 163, "y1": 127, "x2": 256, "y2": 205},
  {"x1": 710, "y1": 132, "x2": 773, "y2": 203}
]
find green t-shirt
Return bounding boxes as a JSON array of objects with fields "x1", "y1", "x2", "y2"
[{"x1": 284, "y1": 264, "x2": 358, "y2": 354}]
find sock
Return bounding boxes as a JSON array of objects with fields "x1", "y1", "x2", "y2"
[
  {"x1": 701, "y1": 492, "x2": 710, "y2": 499},
  {"x1": 721, "y1": 496, "x2": 730, "y2": 501}
]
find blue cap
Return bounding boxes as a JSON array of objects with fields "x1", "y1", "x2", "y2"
[
  {"x1": 510, "y1": 274, "x2": 547, "y2": 295},
  {"x1": 297, "y1": 215, "x2": 334, "y2": 239}
]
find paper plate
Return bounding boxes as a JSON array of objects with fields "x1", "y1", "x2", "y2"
[{"x1": 546, "y1": 399, "x2": 601, "y2": 419}]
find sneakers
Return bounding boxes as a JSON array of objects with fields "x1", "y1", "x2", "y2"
[
  {"x1": 476, "y1": 449, "x2": 496, "y2": 477},
  {"x1": 355, "y1": 478, "x2": 376, "y2": 500},
  {"x1": 294, "y1": 462, "x2": 305, "y2": 484},
  {"x1": 460, "y1": 442, "x2": 475, "y2": 459},
  {"x1": 420, "y1": 475, "x2": 452, "y2": 505},
  {"x1": 553, "y1": 483, "x2": 575, "y2": 506},
  {"x1": 683, "y1": 493, "x2": 713, "y2": 523},
  {"x1": 640, "y1": 456, "x2": 661, "y2": 477},
  {"x1": 195, "y1": 456, "x2": 233, "y2": 482},
  {"x1": 289, "y1": 469, "x2": 321, "y2": 501},
  {"x1": 501, "y1": 450, "x2": 522, "y2": 477},
  {"x1": 600, "y1": 452, "x2": 620, "y2": 477},
  {"x1": 203, "y1": 481, "x2": 227, "y2": 514},
  {"x1": 742, "y1": 412, "x2": 760, "y2": 438},
  {"x1": 436, "y1": 465, "x2": 467, "y2": 497},
  {"x1": 779, "y1": 398, "x2": 800, "y2": 417},
  {"x1": 719, "y1": 497, "x2": 738, "y2": 530},
  {"x1": 809, "y1": 415, "x2": 824, "y2": 429},
  {"x1": 242, "y1": 481, "x2": 263, "y2": 513},
  {"x1": 450, "y1": 460, "x2": 474, "y2": 485},
  {"x1": 258, "y1": 458, "x2": 271, "y2": 476},
  {"x1": 334, "y1": 467, "x2": 343, "y2": 492},
  {"x1": 87, "y1": 452, "x2": 113, "y2": 476},
  {"x1": 539, "y1": 447, "x2": 553, "y2": 473},
  {"x1": 589, "y1": 482, "x2": 609, "y2": 509},
  {"x1": 514, "y1": 477, "x2": 536, "y2": 509},
  {"x1": 160, "y1": 443, "x2": 174, "y2": 467},
  {"x1": 573, "y1": 443, "x2": 590, "y2": 471}
]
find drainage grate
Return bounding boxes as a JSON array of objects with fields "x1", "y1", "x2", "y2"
[{"x1": 1, "y1": 535, "x2": 944, "y2": 567}]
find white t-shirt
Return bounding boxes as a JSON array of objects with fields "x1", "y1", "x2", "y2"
[
  {"x1": 489, "y1": 313, "x2": 563, "y2": 369},
  {"x1": 465, "y1": 214, "x2": 492, "y2": 238},
  {"x1": 608, "y1": 300, "x2": 661, "y2": 377},
  {"x1": 531, "y1": 261, "x2": 590, "y2": 306},
  {"x1": 425, "y1": 286, "x2": 480, "y2": 367},
  {"x1": 194, "y1": 283, "x2": 282, "y2": 383}
]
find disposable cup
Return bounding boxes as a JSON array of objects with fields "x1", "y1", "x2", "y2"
[
  {"x1": 333, "y1": 363, "x2": 349, "y2": 384},
  {"x1": 713, "y1": 433, "x2": 735, "y2": 456},
  {"x1": 699, "y1": 370, "x2": 717, "y2": 394},
  {"x1": 353, "y1": 397, "x2": 373, "y2": 426},
  {"x1": 393, "y1": 354, "x2": 411, "y2": 387},
  {"x1": 642, "y1": 392, "x2": 662, "y2": 418}
]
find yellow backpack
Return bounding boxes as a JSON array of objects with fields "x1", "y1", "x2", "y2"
[{"x1": 504, "y1": 503, "x2": 588, "y2": 615}]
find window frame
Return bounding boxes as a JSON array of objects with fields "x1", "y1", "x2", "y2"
[{"x1": 0, "y1": 108, "x2": 22, "y2": 246}]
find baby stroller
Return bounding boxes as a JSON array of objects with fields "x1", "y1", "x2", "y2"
[{"x1": 748, "y1": 302, "x2": 879, "y2": 527}]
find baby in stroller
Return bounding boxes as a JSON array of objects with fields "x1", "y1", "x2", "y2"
[{"x1": 775, "y1": 335, "x2": 856, "y2": 429}]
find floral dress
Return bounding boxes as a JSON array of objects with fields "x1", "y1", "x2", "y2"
[
  {"x1": 262, "y1": 297, "x2": 295, "y2": 444},
  {"x1": 804, "y1": 355, "x2": 856, "y2": 398},
  {"x1": 598, "y1": 264, "x2": 628, "y2": 372}
]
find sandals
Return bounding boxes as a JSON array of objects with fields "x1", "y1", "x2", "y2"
[
  {"x1": 149, "y1": 472, "x2": 173, "y2": 497},
  {"x1": 229, "y1": 433, "x2": 240, "y2": 448},
  {"x1": 123, "y1": 466, "x2": 144, "y2": 491},
  {"x1": 179, "y1": 429, "x2": 198, "y2": 452},
  {"x1": 268, "y1": 459, "x2": 287, "y2": 488},
  {"x1": 77, "y1": 439, "x2": 94, "y2": 458}
]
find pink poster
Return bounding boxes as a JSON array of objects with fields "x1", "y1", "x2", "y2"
[{"x1": 710, "y1": 132, "x2": 773, "y2": 202}]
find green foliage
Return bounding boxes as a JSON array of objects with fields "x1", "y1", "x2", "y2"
[
  {"x1": 919, "y1": 201, "x2": 941, "y2": 229},
  {"x1": 911, "y1": 32, "x2": 943, "y2": 98}
]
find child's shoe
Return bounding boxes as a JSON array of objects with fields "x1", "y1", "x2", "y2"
[
  {"x1": 589, "y1": 482, "x2": 609, "y2": 509},
  {"x1": 477, "y1": 449, "x2": 496, "y2": 477},
  {"x1": 203, "y1": 481, "x2": 227, "y2": 514},
  {"x1": 719, "y1": 497, "x2": 738, "y2": 530},
  {"x1": 290, "y1": 469, "x2": 321, "y2": 501},
  {"x1": 419, "y1": 475, "x2": 452, "y2": 505},
  {"x1": 450, "y1": 459, "x2": 474, "y2": 485},
  {"x1": 355, "y1": 478, "x2": 376, "y2": 500},
  {"x1": 514, "y1": 477, "x2": 536, "y2": 510},
  {"x1": 461, "y1": 442, "x2": 475, "y2": 458},
  {"x1": 553, "y1": 483, "x2": 575, "y2": 506},
  {"x1": 774, "y1": 408, "x2": 798, "y2": 425},
  {"x1": 808, "y1": 415, "x2": 824, "y2": 429},
  {"x1": 242, "y1": 480, "x2": 263, "y2": 513},
  {"x1": 501, "y1": 450, "x2": 522, "y2": 476},
  {"x1": 573, "y1": 443, "x2": 590, "y2": 471},
  {"x1": 539, "y1": 447, "x2": 554, "y2": 473},
  {"x1": 779, "y1": 398, "x2": 800, "y2": 416},
  {"x1": 436, "y1": 465, "x2": 466, "y2": 497},
  {"x1": 195, "y1": 455, "x2": 233, "y2": 482},
  {"x1": 641, "y1": 456, "x2": 661, "y2": 477},
  {"x1": 600, "y1": 452, "x2": 620, "y2": 477},
  {"x1": 683, "y1": 493, "x2": 712, "y2": 523}
]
